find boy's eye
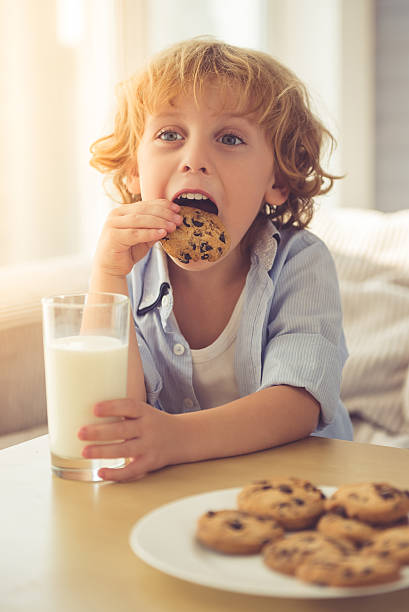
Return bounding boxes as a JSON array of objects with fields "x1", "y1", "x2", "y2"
[
  {"x1": 158, "y1": 130, "x2": 182, "y2": 142},
  {"x1": 219, "y1": 133, "x2": 244, "y2": 146}
]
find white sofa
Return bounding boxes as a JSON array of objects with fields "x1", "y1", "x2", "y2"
[
  {"x1": 1, "y1": 207, "x2": 409, "y2": 448},
  {"x1": 0, "y1": 255, "x2": 91, "y2": 443},
  {"x1": 310, "y1": 206, "x2": 409, "y2": 447}
]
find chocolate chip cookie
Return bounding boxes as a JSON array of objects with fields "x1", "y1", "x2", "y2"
[
  {"x1": 362, "y1": 526, "x2": 409, "y2": 564},
  {"x1": 317, "y1": 513, "x2": 378, "y2": 546},
  {"x1": 161, "y1": 207, "x2": 230, "y2": 263},
  {"x1": 296, "y1": 553, "x2": 401, "y2": 587},
  {"x1": 263, "y1": 531, "x2": 355, "y2": 575},
  {"x1": 196, "y1": 509, "x2": 284, "y2": 555},
  {"x1": 325, "y1": 483, "x2": 409, "y2": 526},
  {"x1": 237, "y1": 476, "x2": 326, "y2": 530}
]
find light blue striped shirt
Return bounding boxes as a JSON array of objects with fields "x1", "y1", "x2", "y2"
[{"x1": 127, "y1": 221, "x2": 353, "y2": 441}]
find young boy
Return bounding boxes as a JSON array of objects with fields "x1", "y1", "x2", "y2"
[{"x1": 80, "y1": 37, "x2": 353, "y2": 481}]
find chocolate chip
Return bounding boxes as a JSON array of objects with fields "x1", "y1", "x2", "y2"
[
  {"x1": 332, "y1": 505, "x2": 347, "y2": 518},
  {"x1": 182, "y1": 217, "x2": 191, "y2": 227},
  {"x1": 228, "y1": 520, "x2": 243, "y2": 530},
  {"x1": 278, "y1": 549, "x2": 292, "y2": 557},
  {"x1": 200, "y1": 242, "x2": 213, "y2": 253},
  {"x1": 260, "y1": 485, "x2": 272, "y2": 490},
  {"x1": 279, "y1": 485, "x2": 293, "y2": 494},
  {"x1": 343, "y1": 569, "x2": 354, "y2": 578},
  {"x1": 192, "y1": 219, "x2": 204, "y2": 227},
  {"x1": 362, "y1": 567, "x2": 373, "y2": 575},
  {"x1": 180, "y1": 253, "x2": 191, "y2": 263},
  {"x1": 293, "y1": 498, "x2": 305, "y2": 506},
  {"x1": 206, "y1": 511, "x2": 216, "y2": 517},
  {"x1": 380, "y1": 492, "x2": 396, "y2": 500},
  {"x1": 375, "y1": 484, "x2": 399, "y2": 499},
  {"x1": 200, "y1": 254, "x2": 210, "y2": 260},
  {"x1": 219, "y1": 232, "x2": 226, "y2": 243}
]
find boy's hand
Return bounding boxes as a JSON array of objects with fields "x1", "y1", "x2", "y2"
[
  {"x1": 94, "y1": 199, "x2": 182, "y2": 278},
  {"x1": 78, "y1": 399, "x2": 182, "y2": 481}
]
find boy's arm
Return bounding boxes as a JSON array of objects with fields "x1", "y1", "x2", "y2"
[
  {"x1": 86, "y1": 199, "x2": 182, "y2": 403},
  {"x1": 170, "y1": 385, "x2": 320, "y2": 464}
]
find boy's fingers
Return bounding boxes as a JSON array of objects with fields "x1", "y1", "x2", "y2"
[
  {"x1": 112, "y1": 199, "x2": 179, "y2": 216},
  {"x1": 94, "y1": 398, "x2": 145, "y2": 418},
  {"x1": 98, "y1": 456, "x2": 150, "y2": 482},
  {"x1": 112, "y1": 209, "x2": 182, "y2": 229},
  {"x1": 78, "y1": 418, "x2": 140, "y2": 442},
  {"x1": 109, "y1": 227, "x2": 167, "y2": 248},
  {"x1": 82, "y1": 438, "x2": 140, "y2": 460}
]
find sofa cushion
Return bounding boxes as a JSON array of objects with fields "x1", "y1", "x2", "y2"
[{"x1": 310, "y1": 206, "x2": 409, "y2": 436}]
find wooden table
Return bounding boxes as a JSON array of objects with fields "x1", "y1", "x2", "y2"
[{"x1": 1, "y1": 435, "x2": 409, "y2": 611}]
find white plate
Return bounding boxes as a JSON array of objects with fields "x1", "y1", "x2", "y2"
[{"x1": 129, "y1": 486, "x2": 409, "y2": 599}]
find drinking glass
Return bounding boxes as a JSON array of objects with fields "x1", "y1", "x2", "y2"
[{"x1": 42, "y1": 292, "x2": 130, "y2": 481}]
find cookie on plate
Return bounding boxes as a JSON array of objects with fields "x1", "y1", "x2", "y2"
[
  {"x1": 263, "y1": 531, "x2": 355, "y2": 576},
  {"x1": 317, "y1": 513, "x2": 377, "y2": 546},
  {"x1": 237, "y1": 476, "x2": 326, "y2": 530},
  {"x1": 325, "y1": 482, "x2": 409, "y2": 525},
  {"x1": 161, "y1": 207, "x2": 230, "y2": 264},
  {"x1": 362, "y1": 526, "x2": 409, "y2": 564},
  {"x1": 196, "y1": 510, "x2": 284, "y2": 555},
  {"x1": 296, "y1": 553, "x2": 401, "y2": 587}
]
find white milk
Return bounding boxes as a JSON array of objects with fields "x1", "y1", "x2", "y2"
[{"x1": 44, "y1": 335, "x2": 128, "y2": 459}]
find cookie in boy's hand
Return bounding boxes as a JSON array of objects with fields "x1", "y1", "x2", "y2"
[
  {"x1": 196, "y1": 509, "x2": 284, "y2": 555},
  {"x1": 160, "y1": 206, "x2": 230, "y2": 263}
]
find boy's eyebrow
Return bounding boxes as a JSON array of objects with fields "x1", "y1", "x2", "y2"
[{"x1": 148, "y1": 111, "x2": 255, "y2": 126}]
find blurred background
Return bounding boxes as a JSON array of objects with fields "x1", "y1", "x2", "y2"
[{"x1": 0, "y1": 0, "x2": 407, "y2": 267}]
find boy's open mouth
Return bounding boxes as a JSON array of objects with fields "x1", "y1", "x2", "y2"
[{"x1": 172, "y1": 192, "x2": 218, "y2": 215}]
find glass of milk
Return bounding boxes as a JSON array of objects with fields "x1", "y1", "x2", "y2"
[{"x1": 41, "y1": 292, "x2": 130, "y2": 481}]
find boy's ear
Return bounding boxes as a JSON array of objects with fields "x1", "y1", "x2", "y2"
[
  {"x1": 126, "y1": 170, "x2": 140, "y2": 195},
  {"x1": 265, "y1": 181, "x2": 289, "y2": 207}
]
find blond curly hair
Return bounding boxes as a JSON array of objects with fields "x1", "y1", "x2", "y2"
[{"x1": 90, "y1": 37, "x2": 340, "y2": 239}]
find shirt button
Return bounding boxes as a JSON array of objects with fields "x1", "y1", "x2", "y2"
[
  {"x1": 183, "y1": 398, "x2": 194, "y2": 410},
  {"x1": 173, "y1": 343, "x2": 185, "y2": 356}
]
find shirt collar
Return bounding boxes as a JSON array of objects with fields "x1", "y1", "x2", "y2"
[
  {"x1": 253, "y1": 220, "x2": 281, "y2": 270},
  {"x1": 136, "y1": 221, "x2": 281, "y2": 315},
  {"x1": 136, "y1": 244, "x2": 170, "y2": 315}
]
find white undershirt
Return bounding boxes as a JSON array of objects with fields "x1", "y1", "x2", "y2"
[{"x1": 190, "y1": 290, "x2": 244, "y2": 410}]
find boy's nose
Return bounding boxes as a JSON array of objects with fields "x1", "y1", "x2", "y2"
[
  {"x1": 179, "y1": 140, "x2": 211, "y2": 175},
  {"x1": 181, "y1": 162, "x2": 208, "y2": 174}
]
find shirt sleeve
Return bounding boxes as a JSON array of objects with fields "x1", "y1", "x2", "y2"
[{"x1": 259, "y1": 232, "x2": 348, "y2": 430}]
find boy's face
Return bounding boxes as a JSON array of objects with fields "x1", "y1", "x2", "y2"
[{"x1": 133, "y1": 84, "x2": 287, "y2": 267}]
